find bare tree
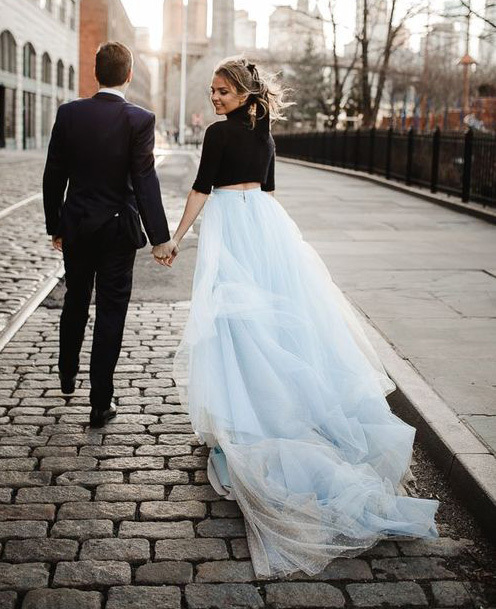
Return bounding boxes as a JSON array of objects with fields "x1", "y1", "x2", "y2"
[
  {"x1": 358, "y1": 0, "x2": 428, "y2": 127},
  {"x1": 327, "y1": 0, "x2": 360, "y2": 127},
  {"x1": 445, "y1": 0, "x2": 496, "y2": 30},
  {"x1": 276, "y1": 3, "x2": 360, "y2": 129}
]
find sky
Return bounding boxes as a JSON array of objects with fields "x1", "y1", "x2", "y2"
[{"x1": 121, "y1": 0, "x2": 487, "y2": 56}]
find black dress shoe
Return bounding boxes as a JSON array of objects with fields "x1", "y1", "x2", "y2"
[
  {"x1": 59, "y1": 373, "x2": 76, "y2": 395},
  {"x1": 89, "y1": 403, "x2": 117, "y2": 428}
]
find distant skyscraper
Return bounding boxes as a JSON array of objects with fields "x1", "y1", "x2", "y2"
[
  {"x1": 442, "y1": 0, "x2": 468, "y2": 57},
  {"x1": 355, "y1": 0, "x2": 387, "y2": 34},
  {"x1": 211, "y1": 0, "x2": 235, "y2": 56},
  {"x1": 189, "y1": 0, "x2": 208, "y2": 44},
  {"x1": 443, "y1": 0, "x2": 461, "y2": 19},
  {"x1": 162, "y1": 0, "x2": 207, "y2": 48},
  {"x1": 479, "y1": 0, "x2": 496, "y2": 64},
  {"x1": 269, "y1": 1, "x2": 325, "y2": 57},
  {"x1": 162, "y1": 0, "x2": 181, "y2": 45},
  {"x1": 348, "y1": 0, "x2": 388, "y2": 61},
  {"x1": 234, "y1": 9, "x2": 257, "y2": 50},
  {"x1": 420, "y1": 21, "x2": 459, "y2": 63},
  {"x1": 160, "y1": 0, "x2": 236, "y2": 131}
]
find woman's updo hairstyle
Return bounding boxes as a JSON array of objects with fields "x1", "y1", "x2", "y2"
[{"x1": 213, "y1": 56, "x2": 291, "y2": 129}]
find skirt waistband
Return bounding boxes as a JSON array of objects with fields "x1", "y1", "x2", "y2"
[{"x1": 212, "y1": 186, "x2": 262, "y2": 195}]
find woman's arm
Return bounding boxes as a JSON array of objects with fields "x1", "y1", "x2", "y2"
[{"x1": 173, "y1": 189, "x2": 209, "y2": 245}]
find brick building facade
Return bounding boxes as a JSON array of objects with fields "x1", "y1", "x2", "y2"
[{"x1": 79, "y1": 0, "x2": 152, "y2": 110}]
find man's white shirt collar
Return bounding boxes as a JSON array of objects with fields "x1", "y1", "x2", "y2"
[{"x1": 98, "y1": 88, "x2": 125, "y2": 99}]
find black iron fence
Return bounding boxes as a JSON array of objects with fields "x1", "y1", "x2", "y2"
[{"x1": 273, "y1": 128, "x2": 496, "y2": 207}]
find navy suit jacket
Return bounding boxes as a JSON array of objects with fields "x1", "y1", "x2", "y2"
[{"x1": 43, "y1": 92, "x2": 170, "y2": 246}]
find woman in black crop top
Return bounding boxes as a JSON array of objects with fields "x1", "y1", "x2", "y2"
[
  {"x1": 162, "y1": 59, "x2": 283, "y2": 252},
  {"x1": 170, "y1": 57, "x2": 439, "y2": 579}
]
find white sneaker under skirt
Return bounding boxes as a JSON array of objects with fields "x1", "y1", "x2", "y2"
[{"x1": 173, "y1": 187, "x2": 439, "y2": 578}]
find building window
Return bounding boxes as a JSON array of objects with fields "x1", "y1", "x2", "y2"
[
  {"x1": 23, "y1": 43, "x2": 36, "y2": 79},
  {"x1": 68, "y1": 65, "x2": 75, "y2": 91},
  {"x1": 0, "y1": 30, "x2": 17, "y2": 73},
  {"x1": 69, "y1": 0, "x2": 76, "y2": 30},
  {"x1": 57, "y1": 59, "x2": 64, "y2": 88},
  {"x1": 59, "y1": 0, "x2": 67, "y2": 23},
  {"x1": 23, "y1": 91, "x2": 36, "y2": 149},
  {"x1": 42, "y1": 52, "x2": 52, "y2": 84},
  {"x1": 41, "y1": 95, "x2": 52, "y2": 143},
  {"x1": 0, "y1": 85, "x2": 16, "y2": 148}
]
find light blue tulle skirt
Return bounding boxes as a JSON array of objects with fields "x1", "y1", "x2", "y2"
[{"x1": 173, "y1": 187, "x2": 439, "y2": 578}]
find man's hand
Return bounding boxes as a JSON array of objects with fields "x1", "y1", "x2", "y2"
[
  {"x1": 152, "y1": 239, "x2": 179, "y2": 267},
  {"x1": 51, "y1": 236, "x2": 63, "y2": 252}
]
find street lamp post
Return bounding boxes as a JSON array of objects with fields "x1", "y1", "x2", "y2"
[
  {"x1": 458, "y1": 0, "x2": 476, "y2": 118},
  {"x1": 179, "y1": 0, "x2": 188, "y2": 146}
]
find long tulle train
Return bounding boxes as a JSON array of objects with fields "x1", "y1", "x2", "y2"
[{"x1": 173, "y1": 187, "x2": 439, "y2": 577}]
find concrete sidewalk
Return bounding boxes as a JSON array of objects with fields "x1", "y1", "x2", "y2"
[{"x1": 276, "y1": 159, "x2": 496, "y2": 532}]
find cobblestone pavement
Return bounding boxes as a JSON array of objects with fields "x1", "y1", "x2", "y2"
[
  {"x1": 0, "y1": 303, "x2": 494, "y2": 609},
  {"x1": 0, "y1": 152, "x2": 60, "y2": 338},
  {"x1": 0, "y1": 203, "x2": 61, "y2": 336},
  {"x1": 0, "y1": 152, "x2": 45, "y2": 213}
]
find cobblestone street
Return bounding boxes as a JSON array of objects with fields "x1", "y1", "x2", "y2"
[
  {"x1": 0, "y1": 151, "x2": 495, "y2": 607},
  {"x1": 0, "y1": 303, "x2": 495, "y2": 608},
  {"x1": 0, "y1": 153, "x2": 44, "y2": 213},
  {"x1": 0, "y1": 153, "x2": 60, "y2": 338}
]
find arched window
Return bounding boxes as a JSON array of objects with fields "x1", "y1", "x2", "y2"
[
  {"x1": 68, "y1": 65, "x2": 75, "y2": 91},
  {"x1": 57, "y1": 59, "x2": 64, "y2": 88},
  {"x1": 59, "y1": 0, "x2": 67, "y2": 23},
  {"x1": 42, "y1": 52, "x2": 52, "y2": 84},
  {"x1": 0, "y1": 30, "x2": 17, "y2": 73},
  {"x1": 69, "y1": 0, "x2": 76, "y2": 30},
  {"x1": 23, "y1": 42, "x2": 36, "y2": 78}
]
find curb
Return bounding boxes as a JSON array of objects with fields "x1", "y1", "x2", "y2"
[
  {"x1": 356, "y1": 306, "x2": 496, "y2": 542},
  {"x1": 278, "y1": 157, "x2": 496, "y2": 225},
  {"x1": 277, "y1": 155, "x2": 496, "y2": 535}
]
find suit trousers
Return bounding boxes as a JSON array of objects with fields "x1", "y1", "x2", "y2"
[{"x1": 59, "y1": 216, "x2": 136, "y2": 409}]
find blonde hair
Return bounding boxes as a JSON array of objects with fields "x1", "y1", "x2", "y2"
[{"x1": 214, "y1": 56, "x2": 291, "y2": 128}]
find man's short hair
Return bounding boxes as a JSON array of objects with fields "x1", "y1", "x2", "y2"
[{"x1": 95, "y1": 41, "x2": 133, "y2": 87}]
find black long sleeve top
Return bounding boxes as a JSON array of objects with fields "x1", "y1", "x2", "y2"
[{"x1": 192, "y1": 103, "x2": 275, "y2": 194}]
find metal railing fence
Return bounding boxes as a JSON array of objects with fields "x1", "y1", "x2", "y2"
[{"x1": 273, "y1": 128, "x2": 496, "y2": 207}]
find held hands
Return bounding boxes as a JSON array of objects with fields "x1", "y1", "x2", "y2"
[
  {"x1": 51, "y1": 236, "x2": 63, "y2": 252},
  {"x1": 152, "y1": 239, "x2": 179, "y2": 267}
]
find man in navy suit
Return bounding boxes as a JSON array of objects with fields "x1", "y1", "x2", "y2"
[{"x1": 43, "y1": 41, "x2": 177, "y2": 427}]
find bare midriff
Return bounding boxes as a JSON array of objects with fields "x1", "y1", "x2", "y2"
[{"x1": 217, "y1": 182, "x2": 261, "y2": 190}]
